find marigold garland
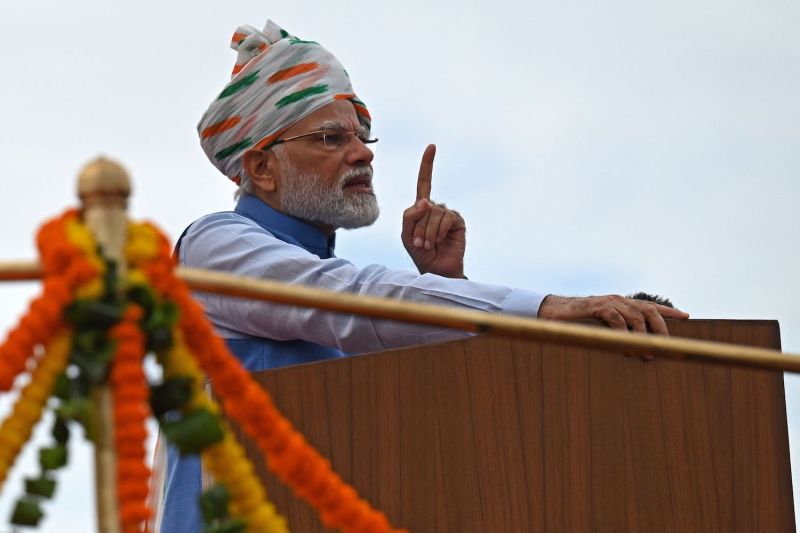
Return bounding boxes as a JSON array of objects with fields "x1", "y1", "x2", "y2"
[
  {"x1": 0, "y1": 209, "x2": 104, "y2": 527},
  {"x1": 109, "y1": 305, "x2": 152, "y2": 532},
  {"x1": 162, "y1": 330, "x2": 288, "y2": 533},
  {"x1": 137, "y1": 226, "x2": 407, "y2": 533},
  {"x1": 0, "y1": 332, "x2": 72, "y2": 487},
  {"x1": 1, "y1": 211, "x2": 407, "y2": 533},
  {"x1": 0, "y1": 210, "x2": 101, "y2": 390}
]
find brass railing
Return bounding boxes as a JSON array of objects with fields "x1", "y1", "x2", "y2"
[{"x1": 2, "y1": 259, "x2": 798, "y2": 373}]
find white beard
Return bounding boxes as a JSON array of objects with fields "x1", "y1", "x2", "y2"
[{"x1": 277, "y1": 157, "x2": 380, "y2": 230}]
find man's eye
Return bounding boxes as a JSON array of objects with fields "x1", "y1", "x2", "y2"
[{"x1": 323, "y1": 133, "x2": 347, "y2": 146}]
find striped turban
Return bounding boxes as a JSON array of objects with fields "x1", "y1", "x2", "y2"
[{"x1": 198, "y1": 20, "x2": 371, "y2": 184}]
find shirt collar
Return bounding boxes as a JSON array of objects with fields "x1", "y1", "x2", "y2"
[{"x1": 235, "y1": 194, "x2": 336, "y2": 259}]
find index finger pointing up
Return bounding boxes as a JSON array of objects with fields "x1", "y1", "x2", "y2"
[{"x1": 416, "y1": 144, "x2": 436, "y2": 200}]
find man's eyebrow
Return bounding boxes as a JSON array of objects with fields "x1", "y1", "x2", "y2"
[
  {"x1": 315, "y1": 120, "x2": 366, "y2": 134},
  {"x1": 316, "y1": 120, "x2": 346, "y2": 130}
]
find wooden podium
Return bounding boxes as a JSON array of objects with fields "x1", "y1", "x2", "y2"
[{"x1": 234, "y1": 320, "x2": 795, "y2": 532}]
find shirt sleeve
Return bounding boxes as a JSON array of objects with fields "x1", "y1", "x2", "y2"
[{"x1": 180, "y1": 213, "x2": 547, "y2": 354}]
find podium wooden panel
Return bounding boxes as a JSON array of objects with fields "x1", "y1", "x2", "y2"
[{"x1": 234, "y1": 320, "x2": 795, "y2": 532}]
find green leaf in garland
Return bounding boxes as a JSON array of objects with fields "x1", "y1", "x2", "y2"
[
  {"x1": 52, "y1": 372, "x2": 71, "y2": 401},
  {"x1": 55, "y1": 398, "x2": 95, "y2": 442},
  {"x1": 160, "y1": 409, "x2": 224, "y2": 455},
  {"x1": 71, "y1": 329, "x2": 115, "y2": 384},
  {"x1": 160, "y1": 301, "x2": 180, "y2": 326},
  {"x1": 39, "y1": 445, "x2": 68, "y2": 471},
  {"x1": 150, "y1": 377, "x2": 194, "y2": 418},
  {"x1": 127, "y1": 284, "x2": 156, "y2": 315},
  {"x1": 65, "y1": 299, "x2": 124, "y2": 329},
  {"x1": 52, "y1": 418, "x2": 70, "y2": 445},
  {"x1": 199, "y1": 483, "x2": 231, "y2": 523},
  {"x1": 202, "y1": 518, "x2": 247, "y2": 533},
  {"x1": 25, "y1": 475, "x2": 57, "y2": 499},
  {"x1": 142, "y1": 300, "x2": 179, "y2": 351},
  {"x1": 101, "y1": 258, "x2": 119, "y2": 301},
  {"x1": 10, "y1": 498, "x2": 44, "y2": 526},
  {"x1": 146, "y1": 326, "x2": 173, "y2": 352}
]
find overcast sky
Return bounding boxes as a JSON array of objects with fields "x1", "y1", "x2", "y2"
[{"x1": 1, "y1": 1, "x2": 798, "y2": 530}]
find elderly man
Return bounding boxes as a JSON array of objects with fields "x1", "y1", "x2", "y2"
[{"x1": 159, "y1": 20, "x2": 688, "y2": 532}]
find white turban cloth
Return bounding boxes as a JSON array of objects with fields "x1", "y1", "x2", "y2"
[{"x1": 197, "y1": 20, "x2": 371, "y2": 184}]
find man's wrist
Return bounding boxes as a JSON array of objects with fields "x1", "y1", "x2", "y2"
[{"x1": 537, "y1": 294, "x2": 572, "y2": 319}]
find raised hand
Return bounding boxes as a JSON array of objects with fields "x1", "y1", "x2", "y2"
[{"x1": 401, "y1": 144, "x2": 467, "y2": 278}]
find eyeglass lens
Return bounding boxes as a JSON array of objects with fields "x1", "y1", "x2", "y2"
[{"x1": 322, "y1": 130, "x2": 375, "y2": 149}]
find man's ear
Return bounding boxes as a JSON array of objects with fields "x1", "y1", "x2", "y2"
[{"x1": 242, "y1": 149, "x2": 277, "y2": 193}]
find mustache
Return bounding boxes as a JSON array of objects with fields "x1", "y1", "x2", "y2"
[{"x1": 339, "y1": 166, "x2": 373, "y2": 185}]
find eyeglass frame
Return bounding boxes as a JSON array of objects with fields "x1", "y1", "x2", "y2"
[{"x1": 267, "y1": 128, "x2": 379, "y2": 150}]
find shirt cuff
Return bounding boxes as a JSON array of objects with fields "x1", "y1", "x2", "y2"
[{"x1": 500, "y1": 288, "x2": 547, "y2": 318}]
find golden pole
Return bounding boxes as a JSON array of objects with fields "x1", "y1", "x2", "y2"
[
  {"x1": 0, "y1": 261, "x2": 41, "y2": 281},
  {"x1": 177, "y1": 267, "x2": 800, "y2": 372},
  {"x1": 77, "y1": 157, "x2": 130, "y2": 533},
  {"x1": 1, "y1": 261, "x2": 798, "y2": 373}
]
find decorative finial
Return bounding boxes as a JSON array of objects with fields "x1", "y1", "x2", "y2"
[{"x1": 77, "y1": 157, "x2": 132, "y2": 207}]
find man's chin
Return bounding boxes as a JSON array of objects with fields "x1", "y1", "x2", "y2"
[
  {"x1": 340, "y1": 220, "x2": 378, "y2": 230},
  {"x1": 338, "y1": 203, "x2": 380, "y2": 229}
]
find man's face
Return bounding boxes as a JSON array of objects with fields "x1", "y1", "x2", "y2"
[{"x1": 271, "y1": 100, "x2": 378, "y2": 231}]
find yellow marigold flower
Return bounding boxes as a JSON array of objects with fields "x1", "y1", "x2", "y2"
[
  {"x1": 37, "y1": 354, "x2": 66, "y2": 374},
  {"x1": 125, "y1": 222, "x2": 160, "y2": 265},
  {"x1": 224, "y1": 461, "x2": 255, "y2": 492},
  {"x1": 75, "y1": 278, "x2": 104, "y2": 299},
  {"x1": 126, "y1": 269, "x2": 149, "y2": 288},
  {"x1": 127, "y1": 222, "x2": 157, "y2": 241},
  {"x1": 189, "y1": 394, "x2": 216, "y2": 412},
  {"x1": 163, "y1": 342, "x2": 202, "y2": 380},
  {"x1": 0, "y1": 333, "x2": 71, "y2": 487},
  {"x1": 234, "y1": 482, "x2": 265, "y2": 510},
  {"x1": 202, "y1": 432, "x2": 284, "y2": 531},
  {"x1": 65, "y1": 219, "x2": 97, "y2": 255},
  {"x1": 164, "y1": 331, "x2": 287, "y2": 533},
  {"x1": 88, "y1": 255, "x2": 105, "y2": 272},
  {"x1": 126, "y1": 239, "x2": 159, "y2": 265},
  {"x1": 246, "y1": 505, "x2": 288, "y2": 533},
  {"x1": 164, "y1": 358, "x2": 199, "y2": 381},
  {"x1": 14, "y1": 399, "x2": 41, "y2": 424},
  {"x1": 21, "y1": 382, "x2": 49, "y2": 404},
  {"x1": 0, "y1": 431, "x2": 25, "y2": 452}
]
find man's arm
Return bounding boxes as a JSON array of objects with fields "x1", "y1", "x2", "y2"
[
  {"x1": 180, "y1": 212, "x2": 546, "y2": 353},
  {"x1": 399, "y1": 145, "x2": 689, "y2": 337}
]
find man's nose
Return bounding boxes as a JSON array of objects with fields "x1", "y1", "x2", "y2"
[{"x1": 345, "y1": 135, "x2": 374, "y2": 166}]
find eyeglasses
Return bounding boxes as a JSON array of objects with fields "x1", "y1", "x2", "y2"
[{"x1": 270, "y1": 128, "x2": 379, "y2": 151}]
